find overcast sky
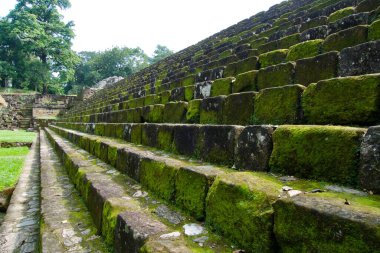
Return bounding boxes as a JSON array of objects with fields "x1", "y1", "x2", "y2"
[{"x1": 1, "y1": 0, "x2": 283, "y2": 55}]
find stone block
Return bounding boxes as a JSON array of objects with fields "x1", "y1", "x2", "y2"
[
  {"x1": 356, "y1": 0, "x2": 380, "y2": 12},
  {"x1": 159, "y1": 91, "x2": 171, "y2": 104},
  {"x1": 144, "y1": 94, "x2": 160, "y2": 106},
  {"x1": 235, "y1": 125, "x2": 276, "y2": 171},
  {"x1": 277, "y1": 33, "x2": 301, "y2": 49},
  {"x1": 339, "y1": 40, "x2": 380, "y2": 77},
  {"x1": 322, "y1": 25, "x2": 368, "y2": 52},
  {"x1": 300, "y1": 16, "x2": 328, "y2": 32},
  {"x1": 199, "y1": 125, "x2": 243, "y2": 166},
  {"x1": 122, "y1": 123, "x2": 142, "y2": 144},
  {"x1": 139, "y1": 157, "x2": 181, "y2": 201},
  {"x1": 172, "y1": 125, "x2": 201, "y2": 156},
  {"x1": 116, "y1": 148, "x2": 142, "y2": 181},
  {"x1": 359, "y1": 126, "x2": 380, "y2": 193},
  {"x1": 163, "y1": 102, "x2": 188, "y2": 123},
  {"x1": 199, "y1": 96, "x2": 226, "y2": 124},
  {"x1": 328, "y1": 12, "x2": 369, "y2": 34},
  {"x1": 327, "y1": 6, "x2": 355, "y2": 23},
  {"x1": 115, "y1": 210, "x2": 168, "y2": 253},
  {"x1": 274, "y1": 194, "x2": 380, "y2": 253},
  {"x1": 222, "y1": 92, "x2": 256, "y2": 125},
  {"x1": 233, "y1": 56, "x2": 259, "y2": 76},
  {"x1": 270, "y1": 125, "x2": 366, "y2": 186},
  {"x1": 286, "y1": 39, "x2": 323, "y2": 62},
  {"x1": 206, "y1": 172, "x2": 281, "y2": 252},
  {"x1": 194, "y1": 81, "x2": 212, "y2": 99},
  {"x1": 254, "y1": 85, "x2": 305, "y2": 124},
  {"x1": 169, "y1": 87, "x2": 185, "y2": 102},
  {"x1": 232, "y1": 70, "x2": 258, "y2": 93},
  {"x1": 157, "y1": 124, "x2": 174, "y2": 151},
  {"x1": 300, "y1": 25, "x2": 328, "y2": 41},
  {"x1": 258, "y1": 49, "x2": 288, "y2": 68},
  {"x1": 175, "y1": 165, "x2": 225, "y2": 220},
  {"x1": 141, "y1": 124, "x2": 159, "y2": 148},
  {"x1": 142, "y1": 105, "x2": 164, "y2": 123},
  {"x1": 257, "y1": 62, "x2": 295, "y2": 90},
  {"x1": 302, "y1": 74, "x2": 380, "y2": 125},
  {"x1": 295, "y1": 51, "x2": 338, "y2": 86},
  {"x1": 185, "y1": 99, "x2": 201, "y2": 124},
  {"x1": 258, "y1": 40, "x2": 278, "y2": 54},
  {"x1": 210, "y1": 77, "x2": 234, "y2": 97},
  {"x1": 184, "y1": 85, "x2": 195, "y2": 101}
]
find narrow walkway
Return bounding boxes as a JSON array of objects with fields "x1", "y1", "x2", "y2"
[
  {"x1": 0, "y1": 135, "x2": 41, "y2": 253},
  {"x1": 39, "y1": 130, "x2": 108, "y2": 252}
]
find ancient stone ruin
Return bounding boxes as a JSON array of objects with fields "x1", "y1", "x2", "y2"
[{"x1": 1, "y1": 0, "x2": 380, "y2": 252}]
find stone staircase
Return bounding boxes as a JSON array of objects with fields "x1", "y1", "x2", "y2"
[{"x1": 1, "y1": 0, "x2": 380, "y2": 252}]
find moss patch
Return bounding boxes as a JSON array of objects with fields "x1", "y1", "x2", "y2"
[
  {"x1": 186, "y1": 99, "x2": 201, "y2": 124},
  {"x1": 210, "y1": 77, "x2": 234, "y2": 97},
  {"x1": 259, "y1": 49, "x2": 288, "y2": 68},
  {"x1": 277, "y1": 33, "x2": 301, "y2": 49},
  {"x1": 234, "y1": 56, "x2": 259, "y2": 75},
  {"x1": 369, "y1": 19, "x2": 380, "y2": 41},
  {"x1": 269, "y1": 125, "x2": 366, "y2": 186},
  {"x1": 206, "y1": 172, "x2": 281, "y2": 252},
  {"x1": 302, "y1": 74, "x2": 380, "y2": 125},
  {"x1": 322, "y1": 25, "x2": 368, "y2": 52},
  {"x1": 254, "y1": 85, "x2": 305, "y2": 124},
  {"x1": 139, "y1": 158, "x2": 178, "y2": 202},
  {"x1": 286, "y1": 39, "x2": 323, "y2": 62},
  {"x1": 163, "y1": 102, "x2": 188, "y2": 123},
  {"x1": 184, "y1": 85, "x2": 195, "y2": 101},
  {"x1": 222, "y1": 92, "x2": 256, "y2": 125},
  {"x1": 232, "y1": 70, "x2": 258, "y2": 93},
  {"x1": 328, "y1": 7, "x2": 355, "y2": 23},
  {"x1": 200, "y1": 96, "x2": 226, "y2": 124},
  {"x1": 257, "y1": 62, "x2": 295, "y2": 90}
]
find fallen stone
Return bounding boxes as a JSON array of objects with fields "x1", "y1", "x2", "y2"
[{"x1": 183, "y1": 223, "x2": 205, "y2": 236}]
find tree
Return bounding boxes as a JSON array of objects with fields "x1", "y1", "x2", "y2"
[
  {"x1": 150, "y1": 45, "x2": 173, "y2": 64},
  {"x1": 0, "y1": 0, "x2": 78, "y2": 94}
]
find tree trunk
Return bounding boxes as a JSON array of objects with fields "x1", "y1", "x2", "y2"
[{"x1": 41, "y1": 53, "x2": 48, "y2": 94}]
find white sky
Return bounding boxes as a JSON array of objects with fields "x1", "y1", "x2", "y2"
[{"x1": 1, "y1": 0, "x2": 283, "y2": 55}]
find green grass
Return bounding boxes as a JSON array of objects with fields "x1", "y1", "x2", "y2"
[
  {"x1": 0, "y1": 130, "x2": 36, "y2": 143},
  {"x1": 0, "y1": 88, "x2": 39, "y2": 94},
  {"x1": 0, "y1": 147, "x2": 29, "y2": 191}
]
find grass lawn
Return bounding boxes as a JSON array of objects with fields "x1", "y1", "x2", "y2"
[
  {"x1": 0, "y1": 130, "x2": 37, "y2": 143},
  {"x1": 0, "y1": 147, "x2": 29, "y2": 191}
]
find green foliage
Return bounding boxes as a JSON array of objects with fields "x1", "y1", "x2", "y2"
[
  {"x1": 0, "y1": 0, "x2": 79, "y2": 94},
  {"x1": 149, "y1": 45, "x2": 173, "y2": 64}
]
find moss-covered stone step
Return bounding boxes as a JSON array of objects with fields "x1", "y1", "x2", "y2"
[
  {"x1": 45, "y1": 128, "x2": 232, "y2": 253},
  {"x1": 39, "y1": 130, "x2": 109, "y2": 252}
]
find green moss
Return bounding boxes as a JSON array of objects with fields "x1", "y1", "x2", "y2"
[
  {"x1": 107, "y1": 146, "x2": 118, "y2": 167},
  {"x1": 259, "y1": 49, "x2": 289, "y2": 68},
  {"x1": 102, "y1": 198, "x2": 139, "y2": 247},
  {"x1": 139, "y1": 159, "x2": 178, "y2": 201},
  {"x1": 184, "y1": 85, "x2": 195, "y2": 101},
  {"x1": 163, "y1": 102, "x2": 188, "y2": 123},
  {"x1": 186, "y1": 99, "x2": 201, "y2": 123},
  {"x1": 258, "y1": 40, "x2": 278, "y2": 54},
  {"x1": 223, "y1": 62, "x2": 238, "y2": 77},
  {"x1": 369, "y1": 19, "x2": 380, "y2": 41},
  {"x1": 199, "y1": 96, "x2": 225, "y2": 124},
  {"x1": 143, "y1": 105, "x2": 164, "y2": 123},
  {"x1": 269, "y1": 125, "x2": 366, "y2": 186},
  {"x1": 302, "y1": 74, "x2": 380, "y2": 125},
  {"x1": 323, "y1": 25, "x2": 368, "y2": 52},
  {"x1": 210, "y1": 77, "x2": 234, "y2": 97},
  {"x1": 235, "y1": 56, "x2": 259, "y2": 75},
  {"x1": 206, "y1": 172, "x2": 281, "y2": 252},
  {"x1": 328, "y1": 7, "x2": 355, "y2": 23},
  {"x1": 277, "y1": 33, "x2": 301, "y2": 49},
  {"x1": 144, "y1": 95, "x2": 160, "y2": 106},
  {"x1": 250, "y1": 37, "x2": 269, "y2": 50},
  {"x1": 232, "y1": 70, "x2": 258, "y2": 93},
  {"x1": 74, "y1": 168, "x2": 91, "y2": 203},
  {"x1": 257, "y1": 62, "x2": 295, "y2": 90},
  {"x1": 129, "y1": 97, "x2": 145, "y2": 109},
  {"x1": 157, "y1": 127, "x2": 173, "y2": 152},
  {"x1": 254, "y1": 84, "x2": 305, "y2": 124},
  {"x1": 286, "y1": 39, "x2": 323, "y2": 62},
  {"x1": 160, "y1": 91, "x2": 171, "y2": 104},
  {"x1": 223, "y1": 92, "x2": 256, "y2": 125},
  {"x1": 218, "y1": 49, "x2": 233, "y2": 59},
  {"x1": 130, "y1": 124, "x2": 142, "y2": 144},
  {"x1": 181, "y1": 75, "x2": 196, "y2": 87}
]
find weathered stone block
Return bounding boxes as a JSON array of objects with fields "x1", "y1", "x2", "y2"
[
  {"x1": 369, "y1": 19, "x2": 380, "y2": 41},
  {"x1": 172, "y1": 125, "x2": 201, "y2": 156},
  {"x1": 141, "y1": 124, "x2": 159, "y2": 148},
  {"x1": 254, "y1": 85, "x2": 305, "y2": 125},
  {"x1": 175, "y1": 165, "x2": 225, "y2": 220},
  {"x1": 163, "y1": 102, "x2": 188, "y2": 123},
  {"x1": 232, "y1": 70, "x2": 258, "y2": 93},
  {"x1": 199, "y1": 96, "x2": 226, "y2": 124},
  {"x1": 328, "y1": 12, "x2": 369, "y2": 34},
  {"x1": 199, "y1": 125, "x2": 243, "y2": 166},
  {"x1": 206, "y1": 172, "x2": 281, "y2": 252},
  {"x1": 184, "y1": 85, "x2": 195, "y2": 101},
  {"x1": 258, "y1": 49, "x2": 288, "y2": 68},
  {"x1": 235, "y1": 125, "x2": 276, "y2": 171},
  {"x1": 300, "y1": 25, "x2": 328, "y2": 41},
  {"x1": 277, "y1": 33, "x2": 301, "y2": 49},
  {"x1": 323, "y1": 25, "x2": 368, "y2": 52},
  {"x1": 274, "y1": 194, "x2": 380, "y2": 253},
  {"x1": 210, "y1": 77, "x2": 234, "y2": 97},
  {"x1": 302, "y1": 74, "x2": 380, "y2": 125},
  {"x1": 194, "y1": 81, "x2": 212, "y2": 99},
  {"x1": 159, "y1": 91, "x2": 171, "y2": 104},
  {"x1": 328, "y1": 6, "x2": 355, "y2": 23},
  {"x1": 270, "y1": 125, "x2": 366, "y2": 186},
  {"x1": 142, "y1": 105, "x2": 164, "y2": 123},
  {"x1": 116, "y1": 148, "x2": 142, "y2": 181},
  {"x1": 169, "y1": 87, "x2": 185, "y2": 102},
  {"x1": 286, "y1": 39, "x2": 323, "y2": 62},
  {"x1": 300, "y1": 16, "x2": 328, "y2": 32},
  {"x1": 157, "y1": 124, "x2": 174, "y2": 151},
  {"x1": 144, "y1": 94, "x2": 160, "y2": 106},
  {"x1": 222, "y1": 92, "x2": 256, "y2": 125},
  {"x1": 185, "y1": 99, "x2": 201, "y2": 124},
  {"x1": 234, "y1": 56, "x2": 259, "y2": 75},
  {"x1": 359, "y1": 126, "x2": 380, "y2": 193},
  {"x1": 122, "y1": 123, "x2": 142, "y2": 144},
  {"x1": 115, "y1": 210, "x2": 168, "y2": 253},
  {"x1": 257, "y1": 62, "x2": 295, "y2": 90},
  {"x1": 339, "y1": 40, "x2": 380, "y2": 77},
  {"x1": 139, "y1": 157, "x2": 180, "y2": 201},
  {"x1": 295, "y1": 51, "x2": 338, "y2": 86},
  {"x1": 356, "y1": 0, "x2": 380, "y2": 12}
]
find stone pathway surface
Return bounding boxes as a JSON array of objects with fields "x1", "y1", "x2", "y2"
[
  {"x1": 39, "y1": 130, "x2": 108, "y2": 252},
  {"x1": 0, "y1": 135, "x2": 40, "y2": 253}
]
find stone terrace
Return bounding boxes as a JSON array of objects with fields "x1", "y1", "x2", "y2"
[{"x1": 2, "y1": 0, "x2": 380, "y2": 252}]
